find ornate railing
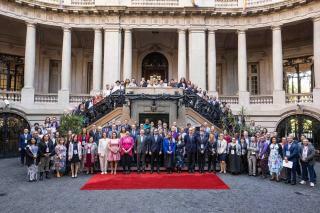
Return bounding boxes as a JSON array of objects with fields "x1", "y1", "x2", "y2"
[
  {"x1": 0, "y1": 91, "x2": 21, "y2": 102},
  {"x1": 34, "y1": 93, "x2": 58, "y2": 103},
  {"x1": 285, "y1": 93, "x2": 313, "y2": 104},
  {"x1": 71, "y1": 0, "x2": 95, "y2": 6},
  {"x1": 70, "y1": 94, "x2": 92, "y2": 104},
  {"x1": 250, "y1": 95, "x2": 273, "y2": 104},
  {"x1": 219, "y1": 96, "x2": 239, "y2": 104},
  {"x1": 215, "y1": 0, "x2": 239, "y2": 8}
]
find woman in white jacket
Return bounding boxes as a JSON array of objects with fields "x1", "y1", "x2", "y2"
[
  {"x1": 68, "y1": 135, "x2": 82, "y2": 178},
  {"x1": 98, "y1": 132, "x2": 109, "y2": 174},
  {"x1": 217, "y1": 133, "x2": 228, "y2": 174}
]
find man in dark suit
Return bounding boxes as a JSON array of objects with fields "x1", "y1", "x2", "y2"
[
  {"x1": 197, "y1": 130, "x2": 208, "y2": 173},
  {"x1": 19, "y1": 128, "x2": 32, "y2": 165},
  {"x1": 184, "y1": 127, "x2": 198, "y2": 173},
  {"x1": 147, "y1": 129, "x2": 163, "y2": 174},
  {"x1": 283, "y1": 134, "x2": 300, "y2": 185},
  {"x1": 135, "y1": 129, "x2": 149, "y2": 173}
]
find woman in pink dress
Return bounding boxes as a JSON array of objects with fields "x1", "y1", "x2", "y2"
[{"x1": 108, "y1": 131, "x2": 120, "y2": 175}]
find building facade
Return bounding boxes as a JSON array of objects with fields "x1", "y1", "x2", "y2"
[{"x1": 0, "y1": 0, "x2": 320, "y2": 155}]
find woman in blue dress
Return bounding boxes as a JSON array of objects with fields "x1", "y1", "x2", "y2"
[
  {"x1": 163, "y1": 132, "x2": 176, "y2": 174},
  {"x1": 268, "y1": 137, "x2": 283, "y2": 182}
]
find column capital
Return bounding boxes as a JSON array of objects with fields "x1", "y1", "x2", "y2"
[
  {"x1": 207, "y1": 28, "x2": 216, "y2": 33},
  {"x1": 123, "y1": 27, "x2": 133, "y2": 32},
  {"x1": 62, "y1": 26, "x2": 72, "y2": 32},
  {"x1": 188, "y1": 27, "x2": 206, "y2": 33},
  {"x1": 177, "y1": 28, "x2": 187, "y2": 33},
  {"x1": 103, "y1": 25, "x2": 121, "y2": 32},
  {"x1": 237, "y1": 29, "x2": 247, "y2": 34},
  {"x1": 313, "y1": 16, "x2": 320, "y2": 23},
  {"x1": 26, "y1": 21, "x2": 37, "y2": 28},
  {"x1": 271, "y1": 24, "x2": 282, "y2": 31},
  {"x1": 93, "y1": 26, "x2": 103, "y2": 31}
]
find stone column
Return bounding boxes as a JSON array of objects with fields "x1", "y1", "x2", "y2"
[
  {"x1": 313, "y1": 17, "x2": 320, "y2": 105},
  {"x1": 272, "y1": 25, "x2": 285, "y2": 105},
  {"x1": 238, "y1": 29, "x2": 249, "y2": 106},
  {"x1": 21, "y1": 22, "x2": 36, "y2": 105},
  {"x1": 58, "y1": 27, "x2": 72, "y2": 105},
  {"x1": 207, "y1": 29, "x2": 217, "y2": 96},
  {"x1": 103, "y1": 27, "x2": 121, "y2": 87},
  {"x1": 188, "y1": 28, "x2": 206, "y2": 90},
  {"x1": 91, "y1": 28, "x2": 103, "y2": 95},
  {"x1": 178, "y1": 28, "x2": 187, "y2": 80},
  {"x1": 123, "y1": 28, "x2": 132, "y2": 81}
]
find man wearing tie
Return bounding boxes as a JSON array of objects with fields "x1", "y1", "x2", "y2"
[
  {"x1": 135, "y1": 129, "x2": 148, "y2": 173},
  {"x1": 198, "y1": 130, "x2": 208, "y2": 173},
  {"x1": 184, "y1": 127, "x2": 198, "y2": 173},
  {"x1": 148, "y1": 129, "x2": 163, "y2": 174},
  {"x1": 19, "y1": 128, "x2": 32, "y2": 165},
  {"x1": 283, "y1": 134, "x2": 300, "y2": 185}
]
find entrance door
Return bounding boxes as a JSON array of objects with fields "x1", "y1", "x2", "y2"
[
  {"x1": 142, "y1": 52, "x2": 168, "y2": 81},
  {"x1": 139, "y1": 113, "x2": 169, "y2": 127},
  {"x1": 0, "y1": 113, "x2": 30, "y2": 158}
]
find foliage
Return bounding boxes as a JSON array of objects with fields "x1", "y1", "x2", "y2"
[{"x1": 59, "y1": 114, "x2": 84, "y2": 136}]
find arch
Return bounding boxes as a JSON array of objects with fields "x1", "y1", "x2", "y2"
[
  {"x1": 276, "y1": 113, "x2": 320, "y2": 149},
  {"x1": 141, "y1": 52, "x2": 169, "y2": 81},
  {"x1": 0, "y1": 112, "x2": 30, "y2": 158}
]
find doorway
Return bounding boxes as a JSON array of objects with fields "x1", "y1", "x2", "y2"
[
  {"x1": 142, "y1": 52, "x2": 169, "y2": 81},
  {"x1": 139, "y1": 113, "x2": 169, "y2": 127}
]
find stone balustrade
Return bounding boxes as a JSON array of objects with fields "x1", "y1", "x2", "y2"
[
  {"x1": 285, "y1": 93, "x2": 313, "y2": 104},
  {"x1": 250, "y1": 95, "x2": 273, "y2": 104},
  {"x1": 219, "y1": 96, "x2": 239, "y2": 104},
  {"x1": 126, "y1": 87, "x2": 184, "y2": 95},
  {"x1": 0, "y1": 91, "x2": 21, "y2": 102},
  {"x1": 19, "y1": 0, "x2": 291, "y2": 8},
  {"x1": 34, "y1": 93, "x2": 58, "y2": 103},
  {"x1": 69, "y1": 94, "x2": 92, "y2": 103}
]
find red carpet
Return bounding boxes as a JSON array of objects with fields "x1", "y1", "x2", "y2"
[{"x1": 81, "y1": 173, "x2": 229, "y2": 190}]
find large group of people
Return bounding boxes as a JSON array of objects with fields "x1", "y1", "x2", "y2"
[{"x1": 20, "y1": 116, "x2": 317, "y2": 187}]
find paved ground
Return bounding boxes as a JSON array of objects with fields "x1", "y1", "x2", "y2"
[{"x1": 0, "y1": 158, "x2": 319, "y2": 213}]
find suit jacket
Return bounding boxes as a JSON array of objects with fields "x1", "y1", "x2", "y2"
[
  {"x1": 299, "y1": 144, "x2": 316, "y2": 165},
  {"x1": 207, "y1": 141, "x2": 217, "y2": 155},
  {"x1": 38, "y1": 140, "x2": 55, "y2": 157},
  {"x1": 135, "y1": 135, "x2": 148, "y2": 154},
  {"x1": 184, "y1": 134, "x2": 198, "y2": 153},
  {"x1": 283, "y1": 142, "x2": 299, "y2": 162},
  {"x1": 163, "y1": 138, "x2": 176, "y2": 157},
  {"x1": 197, "y1": 135, "x2": 208, "y2": 154},
  {"x1": 19, "y1": 133, "x2": 32, "y2": 149},
  {"x1": 148, "y1": 134, "x2": 163, "y2": 153}
]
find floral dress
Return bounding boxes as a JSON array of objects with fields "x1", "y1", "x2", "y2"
[
  {"x1": 54, "y1": 144, "x2": 67, "y2": 173},
  {"x1": 268, "y1": 143, "x2": 283, "y2": 176}
]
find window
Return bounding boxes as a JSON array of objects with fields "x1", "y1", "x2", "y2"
[
  {"x1": 48, "y1": 60, "x2": 61, "y2": 93},
  {"x1": 283, "y1": 56, "x2": 314, "y2": 94},
  {"x1": 0, "y1": 54, "x2": 24, "y2": 91},
  {"x1": 247, "y1": 63, "x2": 260, "y2": 95}
]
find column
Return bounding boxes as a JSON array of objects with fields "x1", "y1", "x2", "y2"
[
  {"x1": 123, "y1": 28, "x2": 132, "y2": 81},
  {"x1": 178, "y1": 29, "x2": 186, "y2": 80},
  {"x1": 272, "y1": 25, "x2": 285, "y2": 105},
  {"x1": 207, "y1": 29, "x2": 217, "y2": 96},
  {"x1": 58, "y1": 27, "x2": 72, "y2": 105},
  {"x1": 238, "y1": 29, "x2": 249, "y2": 106},
  {"x1": 103, "y1": 27, "x2": 121, "y2": 86},
  {"x1": 91, "y1": 28, "x2": 103, "y2": 95},
  {"x1": 188, "y1": 28, "x2": 206, "y2": 90},
  {"x1": 313, "y1": 17, "x2": 320, "y2": 105},
  {"x1": 21, "y1": 22, "x2": 36, "y2": 105}
]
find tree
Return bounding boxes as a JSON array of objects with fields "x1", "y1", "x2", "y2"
[{"x1": 59, "y1": 114, "x2": 84, "y2": 136}]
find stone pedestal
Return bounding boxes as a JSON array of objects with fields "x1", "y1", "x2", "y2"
[
  {"x1": 238, "y1": 91, "x2": 250, "y2": 106},
  {"x1": 58, "y1": 90, "x2": 70, "y2": 106},
  {"x1": 313, "y1": 88, "x2": 320, "y2": 105},
  {"x1": 273, "y1": 90, "x2": 286, "y2": 105},
  {"x1": 21, "y1": 88, "x2": 35, "y2": 106}
]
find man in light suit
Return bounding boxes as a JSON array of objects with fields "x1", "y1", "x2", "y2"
[
  {"x1": 135, "y1": 129, "x2": 149, "y2": 173},
  {"x1": 283, "y1": 134, "x2": 300, "y2": 185},
  {"x1": 147, "y1": 129, "x2": 163, "y2": 174},
  {"x1": 19, "y1": 128, "x2": 32, "y2": 165}
]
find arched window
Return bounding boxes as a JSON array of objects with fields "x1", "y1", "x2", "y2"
[{"x1": 142, "y1": 52, "x2": 168, "y2": 81}]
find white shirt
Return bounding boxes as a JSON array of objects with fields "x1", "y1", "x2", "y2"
[{"x1": 302, "y1": 146, "x2": 308, "y2": 160}]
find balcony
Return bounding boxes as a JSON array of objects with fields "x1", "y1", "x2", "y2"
[{"x1": 285, "y1": 93, "x2": 313, "y2": 104}]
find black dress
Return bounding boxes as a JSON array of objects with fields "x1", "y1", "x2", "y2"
[
  {"x1": 71, "y1": 143, "x2": 80, "y2": 163},
  {"x1": 228, "y1": 144, "x2": 241, "y2": 174}
]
